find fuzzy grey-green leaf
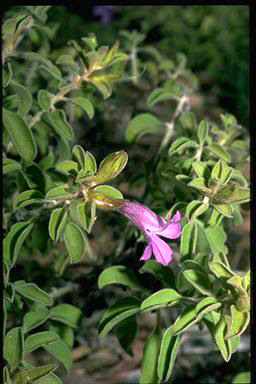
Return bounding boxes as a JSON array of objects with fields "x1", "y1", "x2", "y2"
[{"x1": 3, "y1": 108, "x2": 37, "y2": 161}]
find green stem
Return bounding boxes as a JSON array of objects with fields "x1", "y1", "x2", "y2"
[{"x1": 131, "y1": 46, "x2": 138, "y2": 85}]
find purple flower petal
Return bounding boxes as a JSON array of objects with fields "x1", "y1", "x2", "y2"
[
  {"x1": 151, "y1": 234, "x2": 173, "y2": 266},
  {"x1": 157, "y1": 221, "x2": 181, "y2": 239},
  {"x1": 140, "y1": 243, "x2": 152, "y2": 261},
  {"x1": 172, "y1": 211, "x2": 181, "y2": 223}
]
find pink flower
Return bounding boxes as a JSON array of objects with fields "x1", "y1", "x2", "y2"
[{"x1": 120, "y1": 201, "x2": 181, "y2": 266}]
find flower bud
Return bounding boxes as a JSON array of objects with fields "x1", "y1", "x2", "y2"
[
  {"x1": 94, "y1": 150, "x2": 128, "y2": 184},
  {"x1": 234, "y1": 294, "x2": 250, "y2": 313}
]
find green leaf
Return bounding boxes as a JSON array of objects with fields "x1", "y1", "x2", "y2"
[
  {"x1": 88, "y1": 79, "x2": 112, "y2": 99},
  {"x1": 208, "y1": 144, "x2": 231, "y2": 163},
  {"x1": 232, "y1": 371, "x2": 251, "y2": 384},
  {"x1": 139, "y1": 260, "x2": 176, "y2": 288},
  {"x1": 3, "y1": 157, "x2": 22, "y2": 174},
  {"x1": 48, "y1": 208, "x2": 68, "y2": 242},
  {"x1": 63, "y1": 221, "x2": 86, "y2": 263},
  {"x1": 3, "y1": 366, "x2": 11, "y2": 384},
  {"x1": 226, "y1": 305, "x2": 250, "y2": 339},
  {"x1": 50, "y1": 304, "x2": 82, "y2": 328},
  {"x1": 21, "y1": 51, "x2": 53, "y2": 69},
  {"x1": 9, "y1": 80, "x2": 32, "y2": 118},
  {"x1": 195, "y1": 297, "x2": 222, "y2": 320},
  {"x1": 38, "y1": 90, "x2": 52, "y2": 110},
  {"x1": 183, "y1": 269, "x2": 212, "y2": 295},
  {"x1": 147, "y1": 87, "x2": 179, "y2": 106},
  {"x1": 93, "y1": 185, "x2": 123, "y2": 199},
  {"x1": 3, "y1": 108, "x2": 37, "y2": 161},
  {"x1": 24, "y1": 331, "x2": 60, "y2": 352},
  {"x1": 186, "y1": 200, "x2": 209, "y2": 221},
  {"x1": 44, "y1": 340, "x2": 72, "y2": 373},
  {"x1": 4, "y1": 220, "x2": 34, "y2": 267},
  {"x1": 140, "y1": 317, "x2": 161, "y2": 384},
  {"x1": 157, "y1": 325, "x2": 181, "y2": 382},
  {"x1": 211, "y1": 160, "x2": 234, "y2": 185},
  {"x1": 55, "y1": 160, "x2": 78, "y2": 176},
  {"x1": 197, "y1": 120, "x2": 209, "y2": 145},
  {"x1": 98, "y1": 297, "x2": 141, "y2": 336},
  {"x1": 45, "y1": 185, "x2": 73, "y2": 199},
  {"x1": 13, "y1": 190, "x2": 44, "y2": 209},
  {"x1": 209, "y1": 261, "x2": 234, "y2": 280},
  {"x1": 211, "y1": 203, "x2": 233, "y2": 218},
  {"x1": 116, "y1": 316, "x2": 137, "y2": 356},
  {"x1": 71, "y1": 145, "x2": 87, "y2": 170},
  {"x1": 188, "y1": 178, "x2": 212, "y2": 194},
  {"x1": 47, "y1": 110, "x2": 74, "y2": 140},
  {"x1": 213, "y1": 184, "x2": 250, "y2": 204},
  {"x1": 173, "y1": 305, "x2": 197, "y2": 335},
  {"x1": 14, "y1": 365, "x2": 57, "y2": 384},
  {"x1": 84, "y1": 151, "x2": 97, "y2": 173},
  {"x1": 204, "y1": 226, "x2": 228, "y2": 255},
  {"x1": 49, "y1": 324, "x2": 74, "y2": 349},
  {"x1": 141, "y1": 289, "x2": 182, "y2": 312},
  {"x1": 179, "y1": 111, "x2": 197, "y2": 131},
  {"x1": 180, "y1": 222, "x2": 197, "y2": 261},
  {"x1": 76, "y1": 201, "x2": 96, "y2": 233},
  {"x1": 230, "y1": 169, "x2": 248, "y2": 187},
  {"x1": 98, "y1": 265, "x2": 147, "y2": 292},
  {"x1": 192, "y1": 161, "x2": 211, "y2": 180},
  {"x1": 4, "y1": 327, "x2": 23, "y2": 368},
  {"x1": 56, "y1": 54, "x2": 79, "y2": 72},
  {"x1": 169, "y1": 137, "x2": 198, "y2": 155},
  {"x1": 3, "y1": 63, "x2": 13, "y2": 88},
  {"x1": 23, "y1": 307, "x2": 50, "y2": 333},
  {"x1": 13, "y1": 281, "x2": 53, "y2": 306},
  {"x1": 220, "y1": 113, "x2": 237, "y2": 129},
  {"x1": 126, "y1": 113, "x2": 162, "y2": 143},
  {"x1": 19, "y1": 163, "x2": 47, "y2": 193},
  {"x1": 214, "y1": 312, "x2": 231, "y2": 362},
  {"x1": 67, "y1": 97, "x2": 94, "y2": 119}
]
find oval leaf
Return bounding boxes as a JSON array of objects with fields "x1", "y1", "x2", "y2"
[
  {"x1": 141, "y1": 289, "x2": 182, "y2": 312},
  {"x1": 47, "y1": 109, "x2": 74, "y2": 140},
  {"x1": 63, "y1": 221, "x2": 86, "y2": 263},
  {"x1": 44, "y1": 340, "x2": 72, "y2": 373},
  {"x1": 10, "y1": 80, "x2": 32, "y2": 117},
  {"x1": 50, "y1": 304, "x2": 82, "y2": 328},
  {"x1": 183, "y1": 269, "x2": 212, "y2": 295},
  {"x1": 4, "y1": 220, "x2": 34, "y2": 267},
  {"x1": 139, "y1": 260, "x2": 176, "y2": 288},
  {"x1": 13, "y1": 282, "x2": 53, "y2": 306},
  {"x1": 68, "y1": 96, "x2": 94, "y2": 119},
  {"x1": 24, "y1": 331, "x2": 60, "y2": 352},
  {"x1": 13, "y1": 190, "x2": 44, "y2": 210},
  {"x1": 3, "y1": 108, "x2": 37, "y2": 161},
  {"x1": 38, "y1": 89, "x2": 52, "y2": 110},
  {"x1": 98, "y1": 297, "x2": 141, "y2": 337},
  {"x1": 98, "y1": 265, "x2": 147, "y2": 292},
  {"x1": 93, "y1": 185, "x2": 123, "y2": 199},
  {"x1": 49, "y1": 208, "x2": 68, "y2": 242},
  {"x1": 4, "y1": 327, "x2": 23, "y2": 368},
  {"x1": 173, "y1": 305, "x2": 197, "y2": 335},
  {"x1": 3, "y1": 157, "x2": 22, "y2": 175},
  {"x1": 157, "y1": 325, "x2": 181, "y2": 382},
  {"x1": 23, "y1": 307, "x2": 50, "y2": 333},
  {"x1": 126, "y1": 113, "x2": 161, "y2": 143},
  {"x1": 140, "y1": 318, "x2": 161, "y2": 384}
]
